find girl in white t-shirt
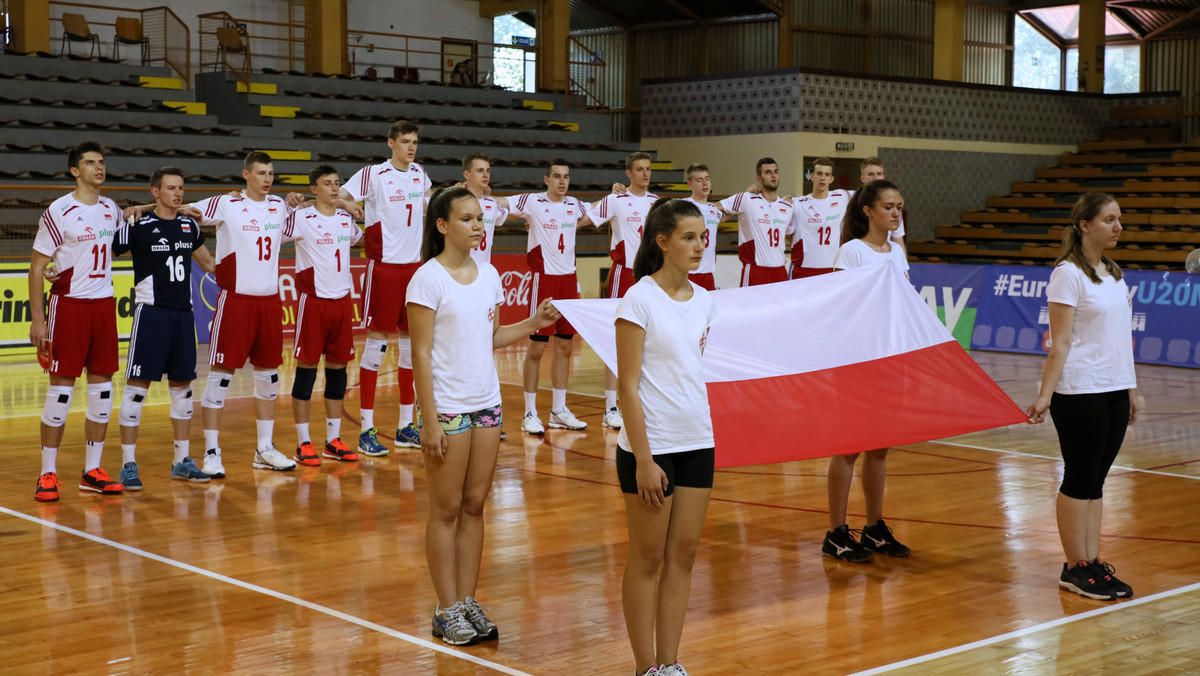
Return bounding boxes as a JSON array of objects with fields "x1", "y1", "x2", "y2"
[
  {"x1": 1026, "y1": 192, "x2": 1138, "y2": 602},
  {"x1": 824, "y1": 180, "x2": 911, "y2": 564},
  {"x1": 407, "y1": 188, "x2": 560, "y2": 646},
  {"x1": 615, "y1": 198, "x2": 717, "y2": 676}
]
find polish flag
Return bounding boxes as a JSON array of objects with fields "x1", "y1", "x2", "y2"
[{"x1": 554, "y1": 263, "x2": 1028, "y2": 468}]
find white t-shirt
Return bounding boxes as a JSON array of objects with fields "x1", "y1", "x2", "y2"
[
  {"x1": 1046, "y1": 262, "x2": 1137, "y2": 394},
  {"x1": 289, "y1": 206, "x2": 363, "y2": 299},
  {"x1": 615, "y1": 277, "x2": 718, "y2": 455},
  {"x1": 344, "y1": 160, "x2": 431, "y2": 264},
  {"x1": 718, "y1": 192, "x2": 793, "y2": 268},
  {"x1": 34, "y1": 193, "x2": 122, "y2": 299},
  {"x1": 508, "y1": 192, "x2": 588, "y2": 275},
  {"x1": 833, "y1": 238, "x2": 909, "y2": 277},
  {"x1": 193, "y1": 192, "x2": 292, "y2": 297},
  {"x1": 406, "y1": 260, "x2": 504, "y2": 413},
  {"x1": 590, "y1": 191, "x2": 658, "y2": 267},
  {"x1": 680, "y1": 197, "x2": 722, "y2": 275},
  {"x1": 469, "y1": 195, "x2": 509, "y2": 266},
  {"x1": 790, "y1": 190, "x2": 851, "y2": 269}
]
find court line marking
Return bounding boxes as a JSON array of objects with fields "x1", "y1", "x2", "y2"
[
  {"x1": 846, "y1": 580, "x2": 1200, "y2": 676},
  {"x1": 0, "y1": 505, "x2": 533, "y2": 676},
  {"x1": 929, "y1": 439, "x2": 1200, "y2": 481}
]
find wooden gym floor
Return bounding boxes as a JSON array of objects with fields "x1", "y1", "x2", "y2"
[{"x1": 1, "y1": 339, "x2": 1197, "y2": 675}]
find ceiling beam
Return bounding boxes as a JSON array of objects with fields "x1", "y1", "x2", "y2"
[
  {"x1": 747, "y1": 0, "x2": 784, "y2": 18},
  {"x1": 576, "y1": 0, "x2": 632, "y2": 30},
  {"x1": 1143, "y1": 3, "x2": 1200, "y2": 39},
  {"x1": 479, "y1": 0, "x2": 537, "y2": 17},
  {"x1": 1108, "y1": 0, "x2": 1190, "y2": 12},
  {"x1": 661, "y1": 0, "x2": 704, "y2": 25},
  {"x1": 1018, "y1": 11, "x2": 1066, "y2": 48}
]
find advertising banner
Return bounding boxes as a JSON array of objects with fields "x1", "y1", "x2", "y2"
[
  {"x1": 492, "y1": 253, "x2": 534, "y2": 325},
  {"x1": 908, "y1": 263, "x2": 985, "y2": 349},
  {"x1": 0, "y1": 262, "x2": 137, "y2": 355}
]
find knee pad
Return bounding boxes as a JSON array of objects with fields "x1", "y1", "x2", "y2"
[
  {"x1": 253, "y1": 369, "x2": 279, "y2": 401},
  {"x1": 395, "y1": 336, "x2": 412, "y2": 370},
  {"x1": 291, "y1": 367, "x2": 317, "y2": 402},
  {"x1": 202, "y1": 371, "x2": 232, "y2": 409},
  {"x1": 41, "y1": 385, "x2": 74, "y2": 427},
  {"x1": 169, "y1": 385, "x2": 193, "y2": 421},
  {"x1": 119, "y1": 385, "x2": 149, "y2": 427},
  {"x1": 85, "y1": 381, "x2": 113, "y2": 424},
  {"x1": 361, "y1": 337, "x2": 387, "y2": 371},
  {"x1": 324, "y1": 367, "x2": 348, "y2": 401}
]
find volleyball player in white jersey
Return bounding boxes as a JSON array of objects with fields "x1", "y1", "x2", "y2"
[
  {"x1": 719, "y1": 158, "x2": 794, "y2": 287},
  {"x1": 859, "y1": 157, "x2": 906, "y2": 247},
  {"x1": 461, "y1": 152, "x2": 509, "y2": 266},
  {"x1": 508, "y1": 159, "x2": 595, "y2": 435},
  {"x1": 30, "y1": 141, "x2": 125, "y2": 500},
  {"x1": 192, "y1": 152, "x2": 296, "y2": 476},
  {"x1": 288, "y1": 165, "x2": 364, "y2": 467},
  {"x1": 340, "y1": 121, "x2": 433, "y2": 456},
  {"x1": 822, "y1": 180, "x2": 911, "y2": 563},
  {"x1": 588, "y1": 152, "x2": 660, "y2": 431},
  {"x1": 678, "y1": 163, "x2": 721, "y2": 291},
  {"x1": 408, "y1": 188, "x2": 560, "y2": 646},
  {"x1": 616, "y1": 198, "x2": 717, "y2": 676},
  {"x1": 790, "y1": 157, "x2": 851, "y2": 279}
]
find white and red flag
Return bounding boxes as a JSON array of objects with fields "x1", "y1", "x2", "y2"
[{"x1": 553, "y1": 263, "x2": 1027, "y2": 468}]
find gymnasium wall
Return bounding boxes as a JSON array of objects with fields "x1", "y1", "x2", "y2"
[{"x1": 1144, "y1": 35, "x2": 1200, "y2": 140}]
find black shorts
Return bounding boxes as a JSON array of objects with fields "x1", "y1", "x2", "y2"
[
  {"x1": 125, "y1": 304, "x2": 197, "y2": 382},
  {"x1": 616, "y1": 446, "x2": 715, "y2": 497}
]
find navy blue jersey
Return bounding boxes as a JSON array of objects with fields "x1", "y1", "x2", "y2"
[{"x1": 113, "y1": 212, "x2": 205, "y2": 311}]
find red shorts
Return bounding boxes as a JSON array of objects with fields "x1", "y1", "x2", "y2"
[
  {"x1": 363, "y1": 260, "x2": 420, "y2": 333},
  {"x1": 740, "y1": 264, "x2": 787, "y2": 287},
  {"x1": 46, "y1": 295, "x2": 118, "y2": 378},
  {"x1": 606, "y1": 263, "x2": 636, "y2": 299},
  {"x1": 791, "y1": 266, "x2": 834, "y2": 279},
  {"x1": 209, "y1": 290, "x2": 283, "y2": 369},
  {"x1": 294, "y1": 293, "x2": 356, "y2": 364},
  {"x1": 531, "y1": 272, "x2": 578, "y2": 337},
  {"x1": 688, "y1": 272, "x2": 716, "y2": 291}
]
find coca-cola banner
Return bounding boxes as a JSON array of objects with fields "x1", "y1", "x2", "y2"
[{"x1": 493, "y1": 254, "x2": 534, "y2": 325}]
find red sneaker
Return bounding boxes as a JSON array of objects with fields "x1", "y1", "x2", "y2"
[
  {"x1": 294, "y1": 441, "x2": 322, "y2": 466},
  {"x1": 80, "y1": 468, "x2": 124, "y2": 494},
  {"x1": 323, "y1": 437, "x2": 360, "y2": 462},
  {"x1": 35, "y1": 472, "x2": 60, "y2": 502}
]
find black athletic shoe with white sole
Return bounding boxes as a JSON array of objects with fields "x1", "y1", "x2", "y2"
[
  {"x1": 860, "y1": 519, "x2": 910, "y2": 558},
  {"x1": 1059, "y1": 561, "x2": 1118, "y2": 600},
  {"x1": 822, "y1": 524, "x2": 873, "y2": 563}
]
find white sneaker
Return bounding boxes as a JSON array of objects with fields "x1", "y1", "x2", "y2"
[
  {"x1": 253, "y1": 443, "x2": 297, "y2": 471},
  {"x1": 661, "y1": 663, "x2": 689, "y2": 676},
  {"x1": 521, "y1": 412, "x2": 545, "y2": 435},
  {"x1": 549, "y1": 407, "x2": 587, "y2": 430},
  {"x1": 202, "y1": 448, "x2": 226, "y2": 478},
  {"x1": 603, "y1": 406, "x2": 623, "y2": 430}
]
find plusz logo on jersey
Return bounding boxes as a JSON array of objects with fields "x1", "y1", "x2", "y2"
[
  {"x1": 175, "y1": 240, "x2": 192, "y2": 250},
  {"x1": 151, "y1": 237, "x2": 170, "y2": 252}
]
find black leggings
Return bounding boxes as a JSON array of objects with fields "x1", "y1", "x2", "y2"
[{"x1": 1049, "y1": 390, "x2": 1130, "y2": 500}]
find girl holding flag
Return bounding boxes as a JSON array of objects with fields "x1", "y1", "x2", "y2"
[
  {"x1": 615, "y1": 198, "x2": 717, "y2": 676},
  {"x1": 407, "y1": 187, "x2": 560, "y2": 645},
  {"x1": 823, "y1": 180, "x2": 912, "y2": 563}
]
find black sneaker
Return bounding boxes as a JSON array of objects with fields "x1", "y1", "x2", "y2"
[
  {"x1": 1089, "y1": 559, "x2": 1133, "y2": 598},
  {"x1": 822, "y1": 524, "x2": 873, "y2": 563},
  {"x1": 1059, "y1": 561, "x2": 1118, "y2": 600},
  {"x1": 860, "y1": 519, "x2": 910, "y2": 558}
]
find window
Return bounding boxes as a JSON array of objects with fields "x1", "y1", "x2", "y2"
[
  {"x1": 1014, "y1": 6, "x2": 1139, "y2": 93},
  {"x1": 493, "y1": 15, "x2": 536, "y2": 93},
  {"x1": 1014, "y1": 17, "x2": 1061, "y2": 90}
]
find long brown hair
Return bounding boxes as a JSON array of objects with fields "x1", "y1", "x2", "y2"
[
  {"x1": 1058, "y1": 192, "x2": 1123, "y2": 284},
  {"x1": 840, "y1": 180, "x2": 899, "y2": 245}
]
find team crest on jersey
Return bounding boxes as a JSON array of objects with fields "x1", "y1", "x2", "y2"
[
  {"x1": 104, "y1": 213, "x2": 112, "y2": 220},
  {"x1": 151, "y1": 237, "x2": 170, "y2": 252},
  {"x1": 180, "y1": 221, "x2": 190, "y2": 232},
  {"x1": 487, "y1": 306, "x2": 495, "y2": 322},
  {"x1": 831, "y1": 202, "x2": 840, "y2": 207}
]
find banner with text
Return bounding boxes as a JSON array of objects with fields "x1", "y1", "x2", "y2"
[
  {"x1": 492, "y1": 254, "x2": 534, "y2": 325},
  {"x1": 0, "y1": 262, "x2": 137, "y2": 355},
  {"x1": 908, "y1": 263, "x2": 985, "y2": 349}
]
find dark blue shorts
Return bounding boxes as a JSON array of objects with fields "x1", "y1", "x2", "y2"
[{"x1": 125, "y1": 304, "x2": 197, "y2": 382}]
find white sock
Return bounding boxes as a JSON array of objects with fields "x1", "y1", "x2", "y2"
[
  {"x1": 361, "y1": 409, "x2": 374, "y2": 431},
  {"x1": 398, "y1": 403, "x2": 414, "y2": 427},
  {"x1": 173, "y1": 440, "x2": 189, "y2": 464},
  {"x1": 552, "y1": 388, "x2": 566, "y2": 412},
  {"x1": 327, "y1": 417, "x2": 341, "y2": 441},
  {"x1": 84, "y1": 440, "x2": 104, "y2": 472},
  {"x1": 524, "y1": 392, "x2": 537, "y2": 416},
  {"x1": 296, "y1": 422, "x2": 311, "y2": 444},
  {"x1": 204, "y1": 429, "x2": 219, "y2": 452},
  {"x1": 605, "y1": 390, "x2": 617, "y2": 410},
  {"x1": 41, "y1": 446, "x2": 57, "y2": 475},
  {"x1": 256, "y1": 419, "x2": 274, "y2": 450},
  {"x1": 122, "y1": 443, "x2": 136, "y2": 465}
]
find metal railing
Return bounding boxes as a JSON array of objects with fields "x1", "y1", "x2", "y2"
[
  {"x1": 198, "y1": 11, "x2": 306, "y2": 82},
  {"x1": 567, "y1": 36, "x2": 609, "y2": 110},
  {"x1": 46, "y1": 2, "x2": 189, "y2": 85},
  {"x1": 346, "y1": 28, "x2": 537, "y2": 90}
]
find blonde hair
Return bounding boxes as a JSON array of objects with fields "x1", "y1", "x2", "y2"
[{"x1": 1058, "y1": 192, "x2": 1123, "y2": 284}]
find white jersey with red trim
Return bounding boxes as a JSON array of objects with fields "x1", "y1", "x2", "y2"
[
  {"x1": 680, "y1": 197, "x2": 722, "y2": 275},
  {"x1": 344, "y1": 160, "x2": 431, "y2": 264},
  {"x1": 33, "y1": 193, "x2": 122, "y2": 299},
  {"x1": 718, "y1": 192, "x2": 793, "y2": 268},
  {"x1": 193, "y1": 192, "x2": 292, "y2": 297},
  {"x1": 469, "y1": 195, "x2": 509, "y2": 266},
  {"x1": 589, "y1": 191, "x2": 658, "y2": 266},
  {"x1": 790, "y1": 189, "x2": 851, "y2": 268},
  {"x1": 508, "y1": 192, "x2": 587, "y2": 275},
  {"x1": 289, "y1": 206, "x2": 363, "y2": 299}
]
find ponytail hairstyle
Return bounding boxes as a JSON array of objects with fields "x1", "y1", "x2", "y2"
[
  {"x1": 839, "y1": 179, "x2": 900, "y2": 245},
  {"x1": 421, "y1": 187, "x2": 475, "y2": 262},
  {"x1": 1059, "y1": 191, "x2": 1123, "y2": 284},
  {"x1": 632, "y1": 197, "x2": 703, "y2": 280}
]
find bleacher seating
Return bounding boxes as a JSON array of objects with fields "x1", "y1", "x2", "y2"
[{"x1": 909, "y1": 137, "x2": 1200, "y2": 270}]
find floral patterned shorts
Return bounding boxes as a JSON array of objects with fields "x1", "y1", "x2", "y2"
[{"x1": 436, "y1": 404, "x2": 503, "y2": 435}]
